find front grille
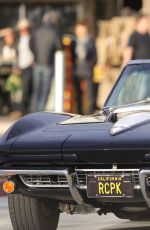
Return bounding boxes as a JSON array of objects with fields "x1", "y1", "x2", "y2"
[
  {"x1": 20, "y1": 175, "x2": 68, "y2": 188},
  {"x1": 20, "y1": 169, "x2": 140, "y2": 189},
  {"x1": 75, "y1": 169, "x2": 140, "y2": 189}
]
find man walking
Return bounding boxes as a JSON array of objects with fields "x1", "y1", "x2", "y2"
[{"x1": 30, "y1": 11, "x2": 62, "y2": 112}]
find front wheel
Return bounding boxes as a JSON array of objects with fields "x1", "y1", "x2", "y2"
[{"x1": 8, "y1": 194, "x2": 60, "y2": 230}]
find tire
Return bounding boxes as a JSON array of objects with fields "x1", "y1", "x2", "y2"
[{"x1": 8, "y1": 194, "x2": 60, "y2": 230}]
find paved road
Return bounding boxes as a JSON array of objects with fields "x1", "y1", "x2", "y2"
[{"x1": 1, "y1": 197, "x2": 150, "y2": 230}]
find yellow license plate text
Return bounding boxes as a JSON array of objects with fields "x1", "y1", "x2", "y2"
[{"x1": 98, "y1": 182, "x2": 122, "y2": 195}]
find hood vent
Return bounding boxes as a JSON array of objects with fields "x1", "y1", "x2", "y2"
[{"x1": 111, "y1": 112, "x2": 150, "y2": 135}]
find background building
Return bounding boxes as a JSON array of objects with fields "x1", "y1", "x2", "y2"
[{"x1": 0, "y1": 0, "x2": 145, "y2": 34}]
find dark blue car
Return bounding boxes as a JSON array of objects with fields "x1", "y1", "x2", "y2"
[{"x1": 1, "y1": 60, "x2": 150, "y2": 229}]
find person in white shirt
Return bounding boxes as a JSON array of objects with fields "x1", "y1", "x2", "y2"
[
  {"x1": 0, "y1": 28, "x2": 17, "y2": 114},
  {"x1": 0, "y1": 28, "x2": 17, "y2": 63},
  {"x1": 17, "y1": 18, "x2": 34, "y2": 114}
]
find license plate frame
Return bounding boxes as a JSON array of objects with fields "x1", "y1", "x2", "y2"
[{"x1": 87, "y1": 174, "x2": 134, "y2": 198}]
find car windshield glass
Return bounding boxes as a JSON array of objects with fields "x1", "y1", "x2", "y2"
[{"x1": 105, "y1": 63, "x2": 150, "y2": 108}]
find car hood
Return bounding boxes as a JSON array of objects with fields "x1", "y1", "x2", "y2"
[
  {"x1": 1, "y1": 111, "x2": 150, "y2": 164},
  {"x1": 61, "y1": 112, "x2": 150, "y2": 164},
  {"x1": 10, "y1": 114, "x2": 109, "y2": 154}
]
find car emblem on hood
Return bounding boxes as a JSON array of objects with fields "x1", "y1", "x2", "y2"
[{"x1": 111, "y1": 112, "x2": 150, "y2": 135}]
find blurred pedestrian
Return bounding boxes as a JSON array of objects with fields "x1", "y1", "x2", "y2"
[
  {"x1": 72, "y1": 20, "x2": 97, "y2": 114},
  {"x1": 0, "y1": 28, "x2": 17, "y2": 114},
  {"x1": 0, "y1": 28, "x2": 17, "y2": 63},
  {"x1": 30, "y1": 11, "x2": 62, "y2": 112},
  {"x1": 123, "y1": 13, "x2": 150, "y2": 66},
  {"x1": 17, "y1": 18, "x2": 34, "y2": 115}
]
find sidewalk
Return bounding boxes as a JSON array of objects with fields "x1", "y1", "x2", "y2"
[{"x1": 0, "y1": 116, "x2": 16, "y2": 136}]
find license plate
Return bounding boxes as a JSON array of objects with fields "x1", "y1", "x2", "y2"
[{"x1": 87, "y1": 174, "x2": 133, "y2": 198}]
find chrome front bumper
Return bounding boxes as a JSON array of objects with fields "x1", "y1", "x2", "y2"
[
  {"x1": 0, "y1": 169, "x2": 84, "y2": 205},
  {"x1": 0, "y1": 169, "x2": 150, "y2": 207}
]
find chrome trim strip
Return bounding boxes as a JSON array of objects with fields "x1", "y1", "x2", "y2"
[
  {"x1": 0, "y1": 169, "x2": 140, "y2": 174},
  {"x1": 0, "y1": 169, "x2": 68, "y2": 176},
  {"x1": 112, "y1": 105, "x2": 150, "y2": 114},
  {"x1": 128, "y1": 59, "x2": 150, "y2": 65},
  {"x1": 75, "y1": 169, "x2": 140, "y2": 172}
]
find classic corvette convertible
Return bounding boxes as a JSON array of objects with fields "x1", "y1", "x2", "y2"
[{"x1": 2, "y1": 60, "x2": 150, "y2": 229}]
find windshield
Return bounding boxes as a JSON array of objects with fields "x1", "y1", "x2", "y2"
[{"x1": 105, "y1": 63, "x2": 150, "y2": 108}]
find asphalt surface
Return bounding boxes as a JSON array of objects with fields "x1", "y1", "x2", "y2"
[{"x1": 1, "y1": 197, "x2": 150, "y2": 230}]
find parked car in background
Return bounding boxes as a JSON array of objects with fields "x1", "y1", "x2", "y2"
[{"x1": 1, "y1": 60, "x2": 150, "y2": 229}]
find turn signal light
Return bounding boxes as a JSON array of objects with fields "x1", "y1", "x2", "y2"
[{"x1": 3, "y1": 181, "x2": 15, "y2": 194}]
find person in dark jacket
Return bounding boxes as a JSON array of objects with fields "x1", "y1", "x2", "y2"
[
  {"x1": 30, "y1": 11, "x2": 62, "y2": 112},
  {"x1": 123, "y1": 13, "x2": 150, "y2": 66},
  {"x1": 72, "y1": 20, "x2": 97, "y2": 115}
]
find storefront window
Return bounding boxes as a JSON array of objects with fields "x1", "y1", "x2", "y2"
[
  {"x1": 0, "y1": 2, "x2": 77, "y2": 34},
  {"x1": 0, "y1": 5, "x2": 19, "y2": 29}
]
